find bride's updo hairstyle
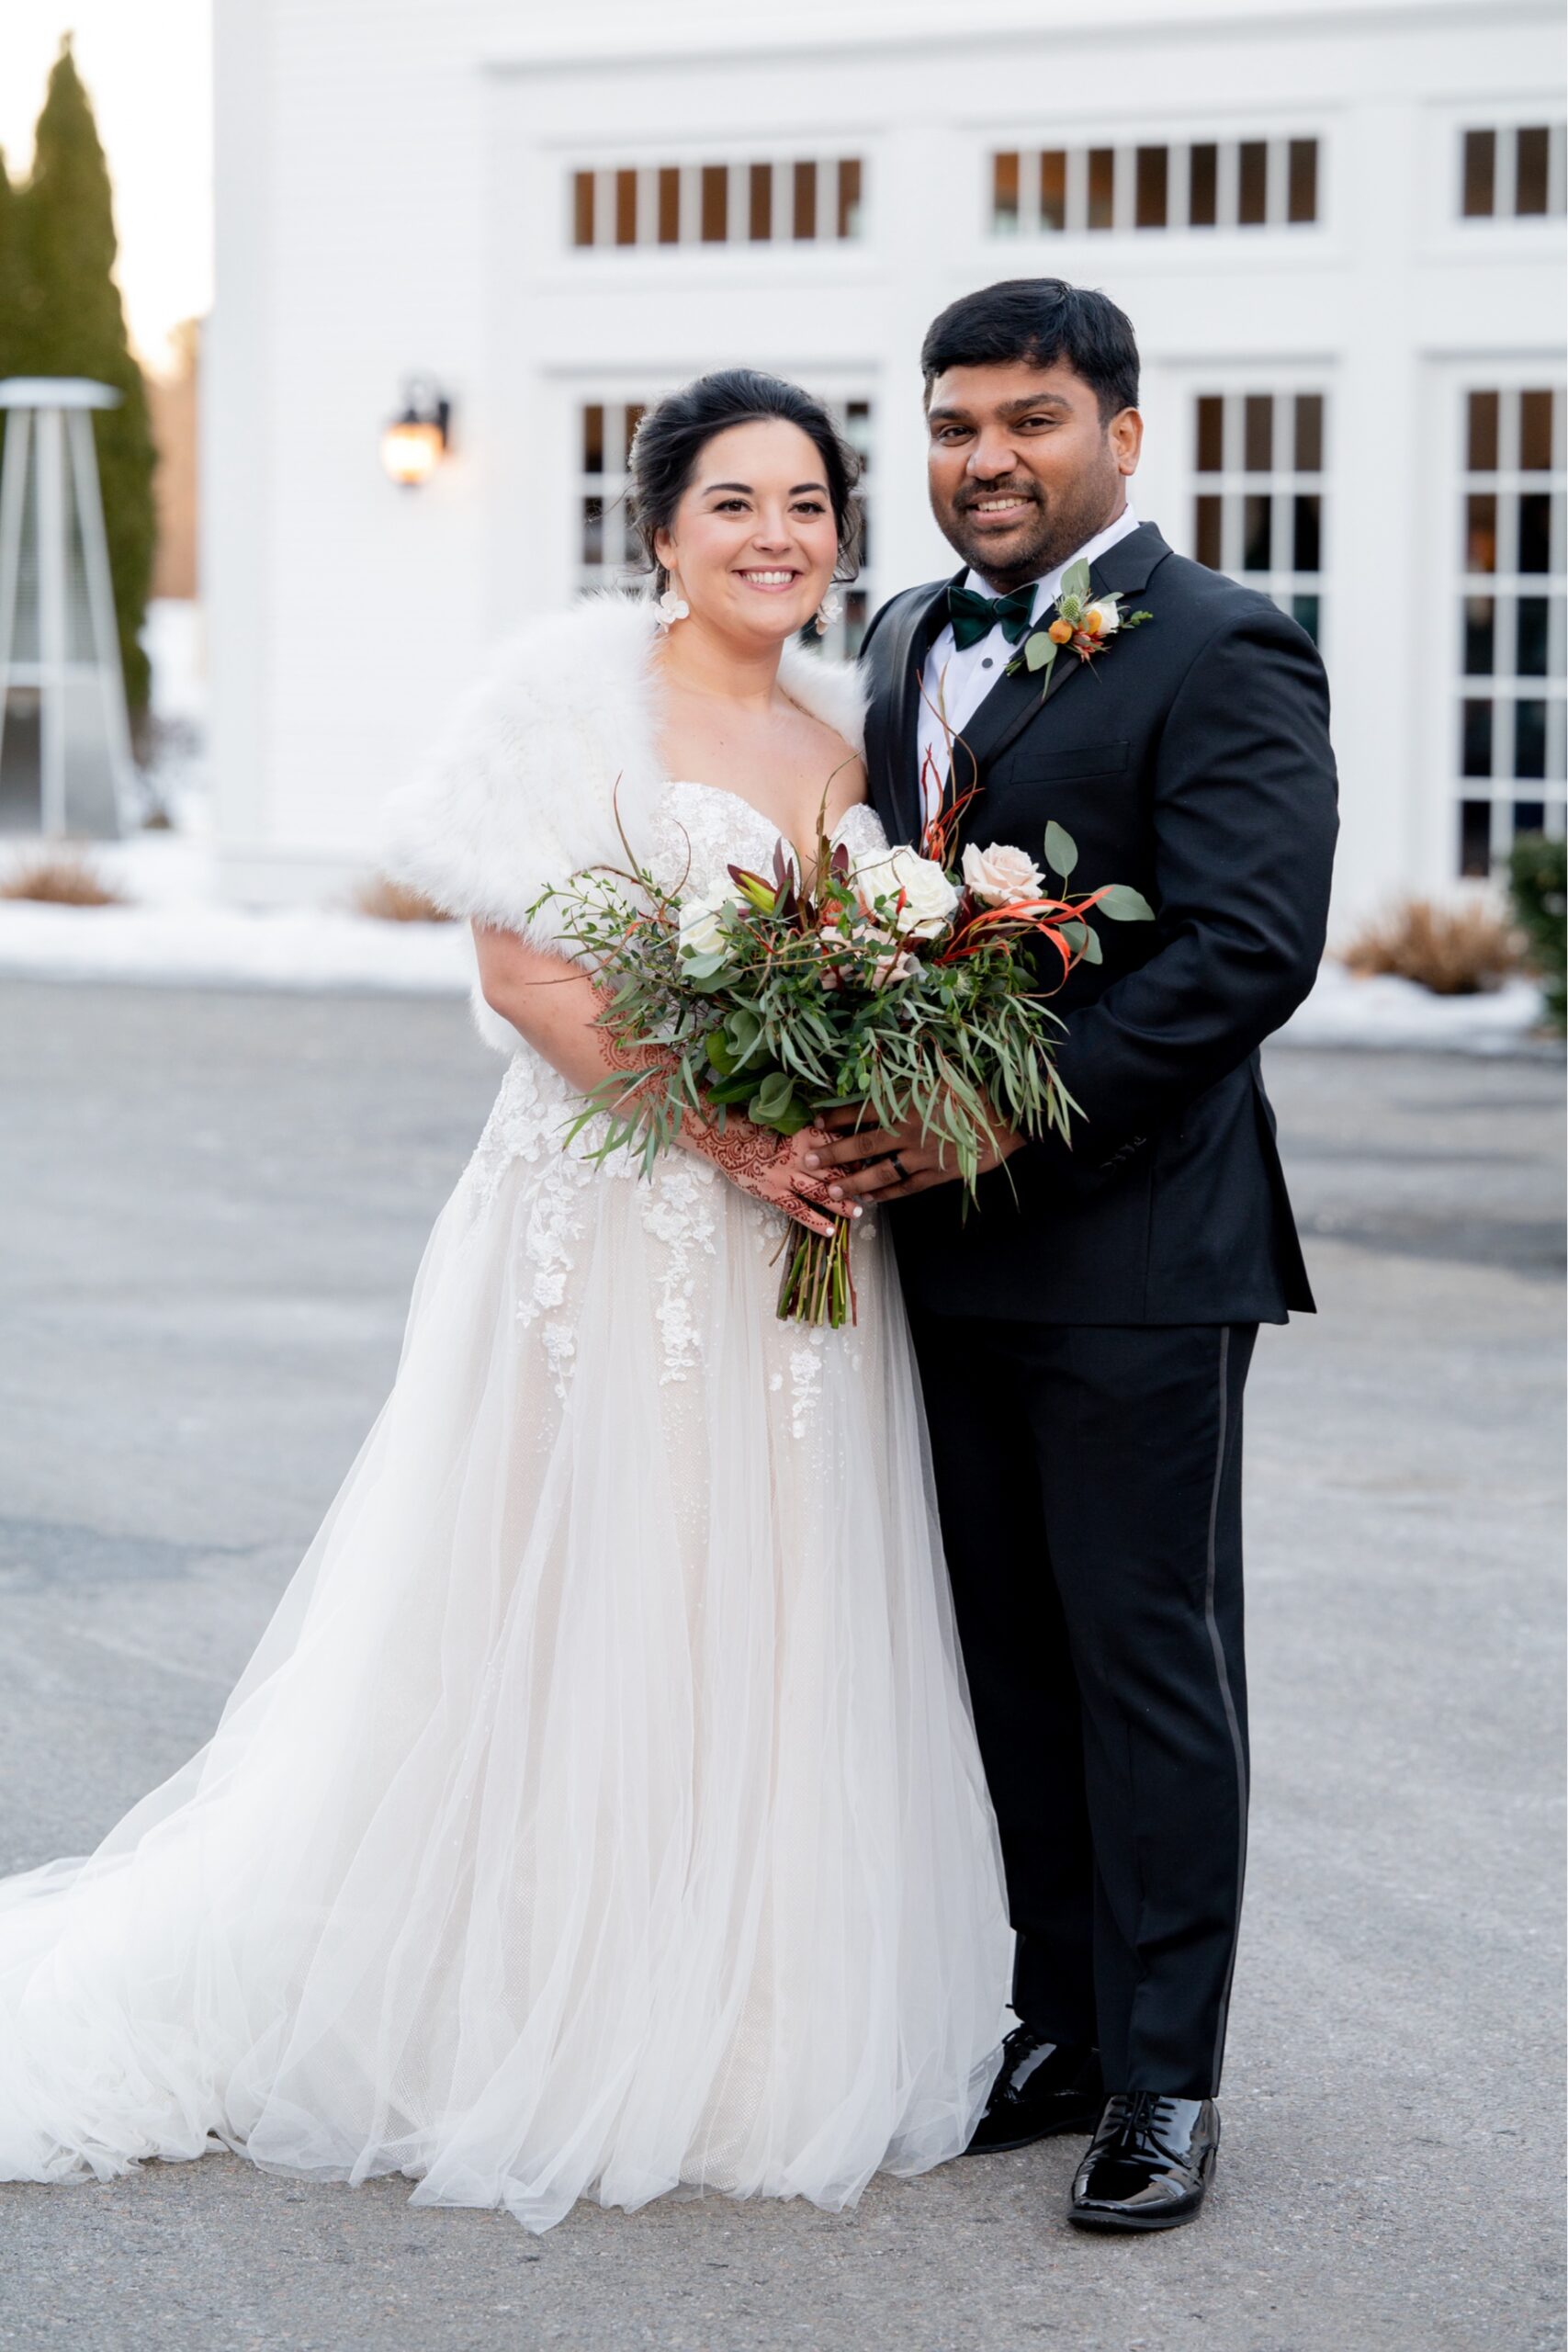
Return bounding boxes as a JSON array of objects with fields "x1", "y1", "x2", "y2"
[{"x1": 629, "y1": 369, "x2": 863, "y2": 595}]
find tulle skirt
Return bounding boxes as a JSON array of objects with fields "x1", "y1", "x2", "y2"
[{"x1": 0, "y1": 1050, "x2": 1010, "y2": 2232}]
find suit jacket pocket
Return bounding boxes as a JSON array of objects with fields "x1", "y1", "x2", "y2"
[{"x1": 998, "y1": 739, "x2": 1132, "y2": 786}]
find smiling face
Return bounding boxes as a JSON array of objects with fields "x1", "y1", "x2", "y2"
[
  {"x1": 652, "y1": 418, "x2": 841, "y2": 646},
  {"x1": 925, "y1": 360, "x2": 1143, "y2": 594}
]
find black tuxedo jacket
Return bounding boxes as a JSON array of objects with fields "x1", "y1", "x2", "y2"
[{"x1": 860, "y1": 522, "x2": 1338, "y2": 1325}]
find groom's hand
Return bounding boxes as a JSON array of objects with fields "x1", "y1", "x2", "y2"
[{"x1": 804, "y1": 1104, "x2": 1025, "y2": 1202}]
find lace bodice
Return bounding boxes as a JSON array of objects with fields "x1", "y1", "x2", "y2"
[{"x1": 650, "y1": 781, "x2": 888, "y2": 899}]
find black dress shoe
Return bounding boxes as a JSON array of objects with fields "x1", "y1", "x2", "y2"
[
  {"x1": 1069, "y1": 2094, "x2": 1220, "y2": 2231},
  {"x1": 967, "y1": 2028, "x2": 1104, "y2": 2153}
]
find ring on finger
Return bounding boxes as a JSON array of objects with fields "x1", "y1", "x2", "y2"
[{"x1": 889, "y1": 1152, "x2": 909, "y2": 1183}]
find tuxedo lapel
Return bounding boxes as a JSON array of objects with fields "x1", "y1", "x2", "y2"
[
  {"x1": 880, "y1": 574, "x2": 958, "y2": 844},
  {"x1": 973, "y1": 523, "x2": 1172, "y2": 778}
]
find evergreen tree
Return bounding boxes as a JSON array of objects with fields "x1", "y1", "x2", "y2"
[
  {"x1": 17, "y1": 40, "x2": 157, "y2": 717},
  {"x1": 0, "y1": 151, "x2": 27, "y2": 385}
]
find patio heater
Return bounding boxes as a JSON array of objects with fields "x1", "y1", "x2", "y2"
[{"x1": 0, "y1": 378, "x2": 134, "y2": 839}]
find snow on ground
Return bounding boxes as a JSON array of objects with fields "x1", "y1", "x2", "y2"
[
  {"x1": 1275, "y1": 958, "x2": 1550, "y2": 1057},
  {"x1": 0, "y1": 832, "x2": 470, "y2": 997}
]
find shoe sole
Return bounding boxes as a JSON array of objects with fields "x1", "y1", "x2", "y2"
[
  {"x1": 965, "y1": 2110, "x2": 1102, "y2": 2154},
  {"x1": 1067, "y1": 2198, "x2": 1203, "y2": 2232}
]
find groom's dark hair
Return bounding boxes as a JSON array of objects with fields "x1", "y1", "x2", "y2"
[{"x1": 921, "y1": 280, "x2": 1139, "y2": 420}]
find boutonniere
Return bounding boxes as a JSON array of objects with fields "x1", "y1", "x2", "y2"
[{"x1": 1005, "y1": 558, "x2": 1153, "y2": 700}]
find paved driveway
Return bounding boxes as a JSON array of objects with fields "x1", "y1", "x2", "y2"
[{"x1": 0, "y1": 981, "x2": 1562, "y2": 2352}]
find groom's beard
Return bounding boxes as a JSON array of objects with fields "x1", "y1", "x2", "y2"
[{"x1": 942, "y1": 469, "x2": 1123, "y2": 595}]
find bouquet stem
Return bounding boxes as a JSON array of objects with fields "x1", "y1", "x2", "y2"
[{"x1": 776, "y1": 1219, "x2": 855, "y2": 1328}]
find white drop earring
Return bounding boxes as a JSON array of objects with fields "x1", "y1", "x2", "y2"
[
  {"x1": 814, "y1": 590, "x2": 843, "y2": 639},
  {"x1": 657, "y1": 579, "x2": 690, "y2": 629}
]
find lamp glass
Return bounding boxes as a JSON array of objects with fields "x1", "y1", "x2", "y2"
[{"x1": 381, "y1": 417, "x2": 444, "y2": 487}]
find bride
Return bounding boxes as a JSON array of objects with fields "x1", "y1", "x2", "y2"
[{"x1": 0, "y1": 369, "x2": 1010, "y2": 2233}]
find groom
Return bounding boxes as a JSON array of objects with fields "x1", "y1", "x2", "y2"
[{"x1": 810, "y1": 279, "x2": 1337, "y2": 2230}]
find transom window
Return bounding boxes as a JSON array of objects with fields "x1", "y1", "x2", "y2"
[
  {"x1": 1460, "y1": 124, "x2": 1566, "y2": 220},
  {"x1": 573, "y1": 396, "x2": 875, "y2": 660},
  {"x1": 1455, "y1": 386, "x2": 1566, "y2": 876},
  {"x1": 1191, "y1": 390, "x2": 1326, "y2": 644},
  {"x1": 990, "y1": 137, "x2": 1319, "y2": 234},
  {"x1": 570, "y1": 158, "x2": 864, "y2": 249}
]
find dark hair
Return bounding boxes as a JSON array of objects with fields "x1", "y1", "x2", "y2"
[
  {"x1": 628, "y1": 368, "x2": 863, "y2": 590},
  {"x1": 920, "y1": 279, "x2": 1139, "y2": 420}
]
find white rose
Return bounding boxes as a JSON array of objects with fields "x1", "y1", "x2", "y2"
[
  {"x1": 1082, "y1": 594, "x2": 1122, "y2": 639},
  {"x1": 854, "y1": 844, "x2": 959, "y2": 940},
  {"x1": 677, "y1": 878, "x2": 740, "y2": 957},
  {"x1": 962, "y1": 841, "x2": 1046, "y2": 908}
]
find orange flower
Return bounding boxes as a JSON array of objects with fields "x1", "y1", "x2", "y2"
[{"x1": 1047, "y1": 616, "x2": 1074, "y2": 645}]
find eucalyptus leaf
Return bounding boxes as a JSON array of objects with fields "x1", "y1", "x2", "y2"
[
  {"x1": 1060, "y1": 558, "x2": 1091, "y2": 601},
  {"x1": 1097, "y1": 884, "x2": 1156, "y2": 922},
  {"x1": 1044, "y1": 820, "x2": 1078, "y2": 880},
  {"x1": 1080, "y1": 925, "x2": 1104, "y2": 965},
  {"x1": 1024, "y1": 632, "x2": 1056, "y2": 674}
]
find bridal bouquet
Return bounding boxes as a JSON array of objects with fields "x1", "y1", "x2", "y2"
[{"x1": 537, "y1": 793, "x2": 1153, "y2": 1326}]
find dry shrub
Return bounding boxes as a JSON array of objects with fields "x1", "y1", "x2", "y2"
[
  {"x1": 0, "y1": 848, "x2": 127, "y2": 908},
  {"x1": 1340, "y1": 897, "x2": 1520, "y2": 995},
  {"x1": 353, "y1": 874, "x2": 454, "y2": 923}
]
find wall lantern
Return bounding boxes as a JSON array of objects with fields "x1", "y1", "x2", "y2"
[{"x1": 380, "y1": 376, "x2": 451, "y2": 487}]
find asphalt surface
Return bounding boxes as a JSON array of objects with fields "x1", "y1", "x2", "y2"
[{"x1": 0, "y1": 980, "x2": 1562, "y2": 2352}]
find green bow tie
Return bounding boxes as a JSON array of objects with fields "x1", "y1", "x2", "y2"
[{"x1": 946, "y1": 582, "x2": 1038, "y2": 651}]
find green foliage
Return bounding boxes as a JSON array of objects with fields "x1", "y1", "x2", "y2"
[
  {"x1": 6, "y1": 41, "x2": 157, "y2": 715},
  {"x1": 1507, "y1": 832, "x2": 1567, "y2": 1034}
]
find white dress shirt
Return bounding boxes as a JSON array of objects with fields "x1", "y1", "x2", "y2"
[{"x1": 916, "y1": 503, "x2": 1142, "y2": 824}]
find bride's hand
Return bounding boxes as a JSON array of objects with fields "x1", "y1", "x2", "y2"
[{"x1": 688, "y1": 1118, "x2": 857, "y2": 1238}]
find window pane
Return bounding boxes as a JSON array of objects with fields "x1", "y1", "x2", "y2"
[
  {"x1": 1294, "y1": 392, "x2": 1324, "y2": 472},
  {"x1": 1461, "y1": 699, "x2": 1494, "y2": 775},
  {"x1": 1244, "y1": 393, "x2": 1273, "y2": 472},
  {"x1": 1461, "y1": 129, "x2": 1496, "y2": 217},
  {"x1": 581, "y1": 495, "x2": 604, "y2": 566},
  {"x1": 1088, "y1": 148, "x2": 1115, "y2": 231},
  {"x1": 1515, "y1": 125, "x2": 1550, "y2": 216},
  {"x1": 1040, "y1": 151, "x2": 1066, "y2": 232},
  {"x1": 1513, "y1": 800, "x2": 1547, "y2": 837},
  {"x1": 747, "y1": 163, "x2": 772, "y2": 242},
  {"x1": 1517, "y1": 596, "x2": 1550, "y2": 675},
  {"x1": 1518, "y1": 492, "x2": 1552, "y2": 572},
  {"x1": 837, "y1": 157, "x2": 863, "y2": 239},
  {"x1": 624, "y1": 401, "x2": 646, "y2": 450},
  {"x1": 1190, "y1": 142, "x2": 1218, "y2": 227},
  {"x1": 572, "y1": 171, "x2": 595, "y2": 247},
  {"x1": 993, "y1": 152, "x2": 1020, "y2": 232},
  {"x1": 1460, "y1": 800, "x2": 1493, "y2": 876},
  {"x1": 1242, "y1": 492, "x2": 1271, "y2": 570},
  {"x1": 1463, "y1": 595, "x2": 1495, "y2": 674},
  {"x1": 793, "y1": 160, "x2": 818, "y2": 240},
  {"x1": 1519, "y1": 389, "x2": 1554, "y2": 471},
  {"x1": 1287, "y1": 139, "x2": 1318, "y2": 223},
  {"x1": 615, "y1": 169, "x2": 638, "y2": 246},
  {"x1": 1292, "y1": 493, "x2": 1322, "y2": 572},
  {"x1": 700, "y1": 164, "x2": 728, "y2": 243},
  {"x1": 843, "y1": 400, "x2": 872, "y2": 470},
  {"x1": 1516, "y1": 700, "x2": 1548, "y2": 777},
  {"x1": 1238, "y1": 141, "x2": 1268, "y2": 226},
  {"x1": 1195, "y1": 494, "x2": 1223, "y2": 570},
  {"x1": 1292, "y1": 593, "x2": 1320, "y2": 643},
  {"x1": 1134, "y1": 146, "x2": 1168, "y2": 229},
  {"x1": 658, "y1": 166, "x2": 681, "y2": 244},
  {"x1": 1467, "y1": 390, "x2": 1499, "y2": 472},
  {"x1": 581, "y1": 403, "x2": 604, "y2": 474},
  {"x1": 1195, "y1": 395, "x2": 1224, "y2": 472},
  {"x1": 1466, "y1": 492, "x2": 1497, "y2": 572}
]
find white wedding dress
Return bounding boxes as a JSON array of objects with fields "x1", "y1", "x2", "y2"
[{"x1": 0, "y1": 782, "x2": 1010, "y2": 2233}]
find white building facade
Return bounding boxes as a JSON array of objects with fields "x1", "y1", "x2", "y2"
[{"x1": 207, "y1": 0, "x2": 1565, "y2": 926}]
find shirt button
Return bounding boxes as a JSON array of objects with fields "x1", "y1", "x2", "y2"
[{"x1": 981, "y1": 657, "x2": 993, "y2": 669}]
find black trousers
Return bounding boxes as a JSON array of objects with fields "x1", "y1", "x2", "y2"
[{"x1": 907, "y1": 1313, "x2": 1258, "y2": 2098}]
